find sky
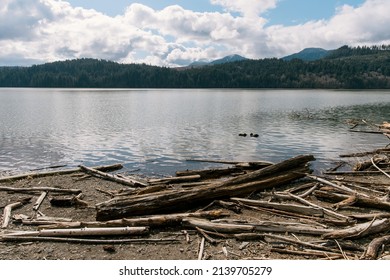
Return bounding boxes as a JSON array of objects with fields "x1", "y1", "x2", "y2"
[{"x1": 1, "y1": 0, "x2": 389, "y2": 67}]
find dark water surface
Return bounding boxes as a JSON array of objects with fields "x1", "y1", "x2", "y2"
[{"x1": 1, "y1": 88, "x2": 389, "y2": 176}]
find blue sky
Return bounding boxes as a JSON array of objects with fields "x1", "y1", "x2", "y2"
[{"x1": 1, "y1": 0, "x2": 389, "y2": 66}]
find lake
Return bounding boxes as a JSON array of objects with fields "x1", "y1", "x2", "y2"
[{"x1": 1, "y1": 88, "x2": 390, "y2": 176}]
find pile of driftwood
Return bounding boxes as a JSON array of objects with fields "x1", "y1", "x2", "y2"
[{"x1": 1, "y1": 150, "x2": 390, "y2": 260}]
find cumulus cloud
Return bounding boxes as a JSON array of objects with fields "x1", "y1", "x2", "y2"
[
  {"x1": 210, "y1": 0, "x2": 278, "y2": 17},
  {"x1": 0, "y1": 0, "x2": 390, "y2": 66}
]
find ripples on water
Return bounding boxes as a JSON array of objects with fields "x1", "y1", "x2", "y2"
[{"x1": 0, "y1": 88, "x2": 389, "y2": 176}]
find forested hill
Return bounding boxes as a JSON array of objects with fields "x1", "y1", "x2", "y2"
[{"x1": 1, "y1": 45, "x2": 390, "y2": 89}]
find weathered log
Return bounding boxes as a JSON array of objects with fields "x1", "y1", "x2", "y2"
[
  {"x1": 0, "y1": 186, "x2": 82, "y2": 194},
  {"x1": 231, "y1": 197, "x2": 324, "y2": 217},
  {"x1": 313, "y1": 190, "x2": 390, "y2": 211},
  {"x1": 322, "y1": 218, "x2": 390, "y2": 239},
  {"x1": 3, "y1": 226, "x2": 149, "y2": 237},
  {"x1": 148, "y1": 175, "x2": 201, "y2": 185},
  {"x1": 0, "y1": 163, "x2": 123, "y2": 183},
  {"x1": 38, "y1": 210, "x2": 229, "y2": 229},
  {"x1": 96, "y1": 155, "x2": 315, "y2": 220},
  {"x1": 183, "y1": 218, "x2": 331, "y2": 235},
  {"x1": 361, "y1": 235, "x2": 390, "y2": 259},
  {"x1": 0, "y1": 236, "x2": 176, "y2": 244},
  {"x1": 79, "y1": 165, "x2": 148, "y2": 187},
  {"x1": 176, "y1": 167, "x2": 245, "y2": 180}
]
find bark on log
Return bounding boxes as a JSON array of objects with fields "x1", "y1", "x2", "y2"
[
  {"x1": 0, "y1": 163, "x2": 123, "y2": 183},
  {"x1": 79, "y1": 165, "x2": 148, "y2": 187},
  {"x1": 96, "y1": 155, "x2": 315, "y2": 220},
  {"x1": 361, "y1": 235, "x2": 390, "y2": 259},
  {"x1": 322, "y1": 218, "x2": 390, "y2": 239}
]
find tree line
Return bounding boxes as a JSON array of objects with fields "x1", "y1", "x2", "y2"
[{"x1": 0, "y1": 45, "x2": 390, "y2": 89}]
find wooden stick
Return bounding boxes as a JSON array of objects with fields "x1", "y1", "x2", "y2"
[
  {"x1": 371, "y1": 156, "x2": 390, "y2": 180},
  {"x1": 0, "y1": 236, "x2": 177, "y2": 244},
  {"x1": 263, "y1": 233, "x2": 339, "y2": 253},
  {"x1": 4, "y1": 226, "x2": 149, "y2": 237},
  {"x1": 0, "y1": 186, "x2": 82, "y2": 194},
  {"x1": 149, "y1": 175, "x2": 201, "y2": 185},
  {"x1": 0, "y1": 163, "x2": 123, "y2": 183},
  {"x1": 196, "y1": 227, "x2": 218, "y2": 245},
  {"x1": 79, "y1": 165, "x2": 148, "y2": 187},
  {"x1": 231, "y1": 197, "x2": 324, "y2": 217},
  {"x1": 322, "y1": 218, "x2": 390, "y2": 239},
  {"x1": 287, "y1": 193, "x2": 352, "y2": 221},
  {"x1": 2, "y1": 202, "x2": 23, "y2": 229},
  {"x1": 314, "y1": 190, "x2": 390, "y2": 211},
  {"x1": 38, "y1": 210, "x2": 229, "y2": 229},
  {"x1": 33, "y1": 192, "x2": 47, "y2": 211},
  {"x1": 361, "y1": 235, "x2": 390, "y2": 259},
  {"x1": 198, "y1": 237, "x2": 205, "y2": 260}
]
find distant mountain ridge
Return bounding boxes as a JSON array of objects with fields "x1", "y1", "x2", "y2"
[
  {"x1": 1, "y1": 45, "x2": 389, "y2": 89},
  {"x1": 189, "y1": 54, "x2": 248, "y2": 67},
  {"x1": 282, "y1": 48, "x2": 330, "y2": 61}
]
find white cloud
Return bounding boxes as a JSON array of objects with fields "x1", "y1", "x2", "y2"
[
  {"x1": 0, "y1": 0, "x2": 390, "y2": 66},
  {"x1": 210, "y1": 0, "x2": 278, "y2": 18}
]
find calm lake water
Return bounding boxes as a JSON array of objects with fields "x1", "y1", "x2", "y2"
[{"x1": 1, "y1": 88, "x2": 390, "y2": 176}]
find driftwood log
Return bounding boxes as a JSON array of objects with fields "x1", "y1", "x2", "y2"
[
  {"x1": 0, "y1": 163, "x2": 123, "y2": 183},
  {"x1": 95, "y1": 155, "x2": 315, "y2": 220}
]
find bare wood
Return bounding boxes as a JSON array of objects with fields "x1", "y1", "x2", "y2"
[
  {"x1": 198, "y1": 237, "x2": 205, "y2": 260},
  {"x1": 361, "y1": 235, "x2": 390, "y2": 259},
  {"x1": 271, "y1": 248, "x2": 344, "y2": 258},
  {"x1": 322, "y1": 218, "x2": 390, "y2": 239},
  {"x1": 262, "y1": 233, "x2": 339, "y2": 253},
  {"x1": 339, "y1": 148, "x2": 390, "y2": 158},
  {"x1": 79, "y1": 165, "x2": 148, "y2": 187},
  {"x1": 33, "y1": 192, "x2": 47, "y2": 211},
  {"x1": 176, "y1": 167, "x2": 245, "y2": 180},
  {"x1": 287, "y1": 193, "x2": 352, "y2": 221},
  {"x1": 350, "y1": 213, "x2": 390, "y2": 220},
  {"x1": 313, "y1": 190, "x2": 390, "y2": 211},
  {"x1": 0, "y1": 186, "x2": 82, "y2": 194},
  {"x1": 4, "y1": 226, "x2": 149, "y2": 237},
  {"x1": 306, "y1": 174, "x2": 367, "y2": 197},
  {"x1": 149, "y1": 175, "x2": 201, "y2": 185},
  {"x1": 184, "y1": 218, "x2": 331, "y2": 235},
  {"x1": 186, "y1": 159, "x2": 274, "y2": 166},
  {"x1": 39, "y1": 210, "x2": 229, "y2": 229},
  {"x1": 0, "y1": 236, "x2": 177, "y2": 244},
  {"x1": 96, "y1": 155, "x2": 315, "y2": 220},
  {"x1": 2, "y1": 202, "x2": 23, "y2": 229},
  {"x1": 0, "y1": 163, "x2": 123, "y2": 183},
  {"x1": 231, "y1": 197, "x2": 324, "y2": 217},
  {"x1": 371, "y1": 156, "x2": 390, "y2": 180},
  {"x1": 184, "y1": 218, "x2": 255, "y2": 233}
]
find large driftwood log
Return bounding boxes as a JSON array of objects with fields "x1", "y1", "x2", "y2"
[
  {"x1": 96, "y1": 155, "x2": 315, "y2": 220},
  {"x1": 79, "y1": 165, "x2": 148, "y2": 187},
  {"x1": 322, "y1": 218, "x2": 390, "y2": 239},
  {"x1": 0, "y1": 163, "x2": 123, "y2": 183}
]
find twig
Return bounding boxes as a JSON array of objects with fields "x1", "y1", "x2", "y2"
[
  {"x1": 371, "y1": 156, "x2": 390, "y2": 180},
  {"x1": 198, "y1": 237, "x2": 205, "y2": 260},
  {"x1": 334, "y1": 239, "x2": 349, "y2": 260},
  {"x1": 33, "y1": 192, "x2": 47, "y2": 211}
]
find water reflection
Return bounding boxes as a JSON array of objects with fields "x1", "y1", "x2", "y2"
[{"x1": 0, "y1": 88, "x2": 389, "y2": 175}]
